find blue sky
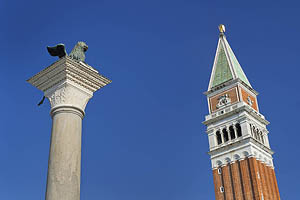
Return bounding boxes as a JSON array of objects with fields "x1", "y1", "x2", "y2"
[{"x1": 0, "y1": 0, "x2": 299, "y2": 199}]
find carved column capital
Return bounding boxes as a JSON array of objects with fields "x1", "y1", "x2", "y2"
[
  {"x1": 45, "y1": 82, "x2": 92, "y2": 117},
  {"x1": 27, "y1": 57, "x2": 112, "y2": 117}
]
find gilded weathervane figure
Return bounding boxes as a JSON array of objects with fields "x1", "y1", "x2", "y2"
[{"x1": 218, "y1": 24, "x2": 225, "y2": 33}]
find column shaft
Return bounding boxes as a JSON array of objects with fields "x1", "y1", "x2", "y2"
[
  {"x1": 233, "y1": 126, "x2": 238, "y2": 139},
  {"x1": 46, "y1": 107, "x2": 83, "y2": 200},
  {"x1": 227, "y1": 127, "x2": 232, "y2": 140}
]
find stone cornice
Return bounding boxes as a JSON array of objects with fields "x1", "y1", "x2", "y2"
[
  {"x1": 27, "y1": 57, "x2": 111, "y2": 93},
  {"x1": 208, "y1": 137, "x2": 274, "y2": 157},
  {"x1": 204, "y1": 78, "x2": 258, "y2": 96},
  {"x1": 203, "y1": 103, "x2": 269, "y2": 126}
]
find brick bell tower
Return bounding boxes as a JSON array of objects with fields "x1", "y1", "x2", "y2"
[{"x1": 203, "y1": 25, "x2": 280, "y2": 200}]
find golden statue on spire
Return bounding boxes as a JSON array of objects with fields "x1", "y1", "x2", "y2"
[{"x1": 218, "y1": 24, "x2": 225, "y2": 33}]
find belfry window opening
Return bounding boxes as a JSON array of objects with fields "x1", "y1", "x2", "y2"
[
  {"x1": 236, "y1": 123, "x2": 242, "y2": 137},
  {"x1": 250, "y1": 124, "x2": 266, "y2": 145},
  {"x1": 260, "y1": 131, "x2": 265, "y2": 144},
  {"x1": 254, "y1": 129, "x2": 257, "y2": 140},
  {"x1": 255, "y1": 128, "x2": 260, "y2": 140},
  {"x1": 252, "y1": 125, "x2": 256, "y2": 137},
  {"x1": 216, "y1": 131, "x2": 222, "y2": 145},
  {"x1": 215, "y1": 123, "x2": 243, "y2": 146},
  {"x1": 229, "y1": 126, "x2": 235, "y2": 139},
  {"x1": 223, "y1": 128, "x2": 229, "y2": 142}
]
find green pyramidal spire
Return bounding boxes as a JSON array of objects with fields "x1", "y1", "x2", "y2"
[{"x1": 208, "y1": 25, "x2": 251, "y2": 90}]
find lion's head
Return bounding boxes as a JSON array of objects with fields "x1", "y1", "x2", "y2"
[
  {"x1": 69, "y1": 41, "x2": 89, "y2": 62},
  {"x1": 76, "y1": 41, "x2": 88, "y2": 52}
]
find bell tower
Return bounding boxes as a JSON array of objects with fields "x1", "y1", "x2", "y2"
[{"x1": 203, "y1": 25, "x2": 280, "y2": 200}]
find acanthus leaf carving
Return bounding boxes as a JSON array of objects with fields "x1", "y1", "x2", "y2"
[{"x1": 46, "y1": 82, "x2": 92, "y2": 112}]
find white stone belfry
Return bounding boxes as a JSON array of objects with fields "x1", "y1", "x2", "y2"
[{"x1": 27, "y1": 56, "x2": 111, "y2": 200}]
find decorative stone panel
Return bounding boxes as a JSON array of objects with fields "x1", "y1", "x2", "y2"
[
  {"x1": 240, "y1": 87, "x2": 258, "y2": 111},
  {"x1": 209, "y1": 86, "x2": 239, "y2": 112}
]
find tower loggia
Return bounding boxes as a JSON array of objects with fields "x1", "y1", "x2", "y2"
[{"x1": 203, "y1": 25, "x2": 280, "y2": 200}]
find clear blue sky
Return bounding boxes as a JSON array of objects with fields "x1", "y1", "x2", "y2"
[{"x1": 0, "y1": 0, "x2": 299, "y2": 199}]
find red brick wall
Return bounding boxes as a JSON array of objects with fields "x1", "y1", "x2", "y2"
[
  {"x1": 231, "y1": 162, "x2": 244, "y2": 199},
  {"x1": 248, "y1": 158, "x2": 263, "y2": 199},
  {"x1": 213, "y1": 168, "x2": 225, "y2": 200},
  {"x1": 266, "y1": 165, "x2": 275, "y2": 200},
  {"x1": 223, "y1": 165, "x2": 235, "y2": 199},
  {"x1": 268, "y1": 166, "x2": 276, "y2": 199},
  {"x1": 239, "y1": 159, "x2": 254, "y2": 199},
  {"x1": 257, "y1": 161, "x2": 270, "y2": 200},
  {"x1": 212, "y1": 159, "x2": 280, "y2": 200},
  {"x1": 271, "y1": 168, "x2": 281, "y2": 199}
]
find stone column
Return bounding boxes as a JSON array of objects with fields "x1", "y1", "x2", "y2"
[
  {"x1": 27, "y1": 57, "x2": 111, "y2": 200},
  {"x1": 233, "y1": 125, "x2": 238, "y2": 139},
  {"x1": 227, "y1": 126, "x2": 231, "y2": 140},
  {"x1": 220, "y1": 130, "x2": 224, "y2": 144}
]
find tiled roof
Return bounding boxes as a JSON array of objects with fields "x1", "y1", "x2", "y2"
[{"x1": 208, "y1": 33, "x2": 251, "y2": 90}]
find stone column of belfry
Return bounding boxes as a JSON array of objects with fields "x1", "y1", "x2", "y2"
[{"x1": 27, "y1": 57, "x2": 111, "y2": 200}]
